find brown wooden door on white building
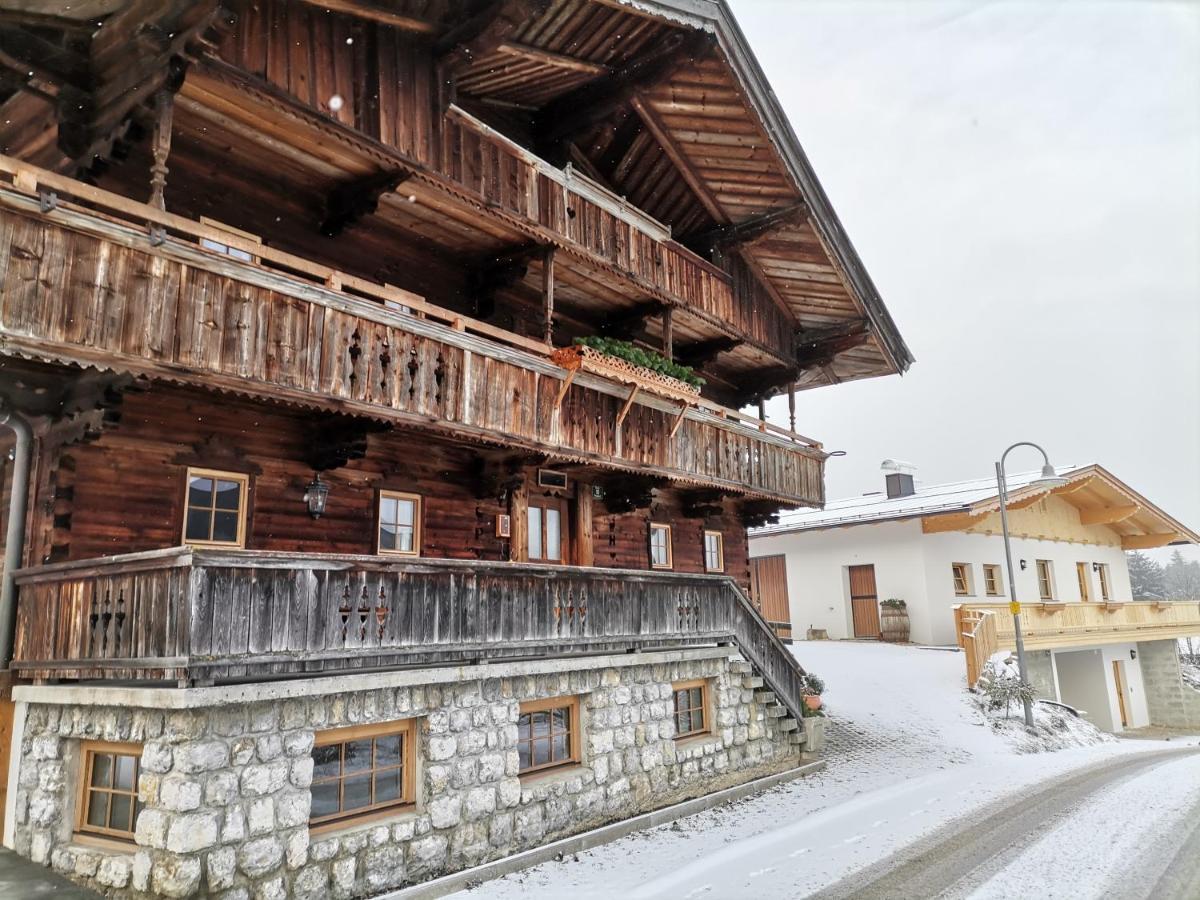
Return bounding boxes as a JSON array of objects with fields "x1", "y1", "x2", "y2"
[
  {"x1": 750, "y1": 556, "x2": 792, "y2": 641},
  {"x1": 848, "y1": 564, "x2": 881, "y2": 639}
]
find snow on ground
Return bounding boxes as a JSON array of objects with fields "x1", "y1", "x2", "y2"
[
  {"x1": 455, "y1": 642, "x2": 1200, "y2": 900},
  {"x1": 958, "y1": 753, "x2": 1200, "y2": 899}
]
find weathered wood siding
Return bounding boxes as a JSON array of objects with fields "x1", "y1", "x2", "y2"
[
  {"x1": 11, "y1": 548, "x2": 810, "y2": 721},
  {"x1": 27, "y1": 385, "x2": 748, "y2": 585},
  {"x1": 0, "y1": 202, "x2": 823, "y2": 504},
  {"x1": 217, "y1": 0, "x2": 439, "y2": 166}
]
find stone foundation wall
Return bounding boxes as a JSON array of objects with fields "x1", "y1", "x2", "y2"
[
  {"x1": 9, "y1": 651, "x2": 800, "y2": 898},
  {"x1": 1137, "y1": 639, "x2": 1200, "y2": 728}
]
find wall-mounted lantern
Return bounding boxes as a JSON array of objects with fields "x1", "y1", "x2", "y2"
[
  {"x1": 1130, "y1": 649, "x2": 1137, "y2": 661},
  {"x1": 1019, "y1": 559, "x2": 1028, "y2": 571},
  {"x1": 303, "y1": 474, "x2": 330, "y2": 519}
]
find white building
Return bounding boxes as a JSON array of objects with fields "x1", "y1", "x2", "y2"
[{"x1": 749, "y1": 463, "x2": 1200, "y2": 733}]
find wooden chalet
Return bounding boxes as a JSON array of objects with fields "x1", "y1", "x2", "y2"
[{"x1": 0, "y1": 1, "x2": 910, "y2": 894}]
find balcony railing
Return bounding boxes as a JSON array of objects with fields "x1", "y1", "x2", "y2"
[
  {"x1": 954, "y1": 601, "x2": 1200, "y2": 684},
  {"x1": 0, "y1": 155, "x2": 824, "y2": 505},
  {"x1": 11, "y1": 548, "x2": 810, "y2": 720}
]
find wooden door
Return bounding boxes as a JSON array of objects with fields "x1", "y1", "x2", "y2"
[
  {"x1": 848, "y1": 564, "x2": 881, "y2": 639},
  {"x1": 750, "y1": 556, "x2": 792, "y2": 641},
  {"x1": 1112, "y1": 660, "x2": 1128, "y2": 727}
]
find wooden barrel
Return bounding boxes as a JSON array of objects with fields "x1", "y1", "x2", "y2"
[{"x1": 879, "y1": 606, "x2": 910, "y2": 643}]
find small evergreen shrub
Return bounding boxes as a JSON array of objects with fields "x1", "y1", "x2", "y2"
[{"x1": 574, "y1": 336, "x2": 706, "y2": 387}]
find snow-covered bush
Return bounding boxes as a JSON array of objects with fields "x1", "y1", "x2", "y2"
[{"x1": 977, "y1": 655, "x2": 1036, "y2": 719}]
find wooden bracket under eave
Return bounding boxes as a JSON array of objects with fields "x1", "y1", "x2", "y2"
[
  {"x1": 615, "y1": 383, "x2": 639, "y2": 433},
  {"x1": 669, "y1": 403, "x2": 688, "y2": 439},
  {"x1": 552, "y1": 365, "x2": 578, "y2": 412}
]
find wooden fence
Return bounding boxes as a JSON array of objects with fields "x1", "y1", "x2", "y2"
[{"x1": 12, "y1": 548, "x2": 810, "y2": 720}]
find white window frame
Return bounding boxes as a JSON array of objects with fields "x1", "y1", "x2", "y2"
[
  {"x1": 649, "y1": 523, "x2": 673, "y2": 570},
  {"x1": 377, "y1": 491, "x2": 422, "y2": 557},
  {"x1": 703, "y1": 530, "x2": 724, "y2": 573}
]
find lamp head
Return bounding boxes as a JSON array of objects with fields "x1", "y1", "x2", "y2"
[
  {"x1": 1033, "y1": 464, "x2": 1069, "y2": 490},
  {"x1": 303, "y1": 474, "x2": 330, "y2": 519}
]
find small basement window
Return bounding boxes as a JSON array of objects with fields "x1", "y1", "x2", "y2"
[
  {"x1": 310, "y1": 721, "x2": 415, "y2": 828},
  {"x1": 377, "y1": 491, "x2": 421, "y2": 556},
  {"x1": 673, "y1": 679, "x2": 710, "y2": 739},
  {"x1": 703, "y1": 530, "x2": 724, "y2": 573},
  {"x1": 1036, "y1": 560, "x2": 1055, "y2": 600},
  {"x1": 77, "y1": 741, "x2": 141, "y2": 843},
  {"x1": 183, "y1": 468, "x2": 248, "y2": 548},
  {"x1": 983, "y1": 564, "x2": 1003, "y2": 597},
  {"x1": 951, "y1": 563, "x2": 973, "y2": 597},
  {"x1": 517, "y1": 697, "x2": 580, "y2": 776},
  {"x1": 650, "y1": 523, "x2": 673, "y2": 569}
]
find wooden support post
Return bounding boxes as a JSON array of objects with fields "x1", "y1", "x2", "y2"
[
  {"x1": 757, "y1": 397, "x2": 766, "y2": 432},
  {"x1": 542, "y1": 246, "x2": 556, "y2": 346},
  {"x1": 148, "y1": 89, "x2": 174, "y2": 211},
  {"x1": 669, "y1": 403, "x2": 688, "y2": 439},
  {"x1": 662, "y1": 307, "x2": 673, "y2": 361},
  {"x1": 552, "y1": 366, "x2": 577, "y2": 412},
  {"x1": 615, "y1": 384, "x2": 639, "y2": 432},
  {"x1": 575, "y1": 483, "x2": 594, "y2": 567},
  {"x1": 788, "y1": 384, "x2": 796, "y2": 434}
]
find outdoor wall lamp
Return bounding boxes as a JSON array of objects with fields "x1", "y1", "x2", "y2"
[
  {"x1": 303, "y1": 474, "x2": 330, "y2": 519},
  {"x1": 995, "y1": 441, "x2": 1069, "y2": 730},
  {"x1": 1130, "y1": 649, "x2": 1137, "y2": 661},
  {"x1": 1020, "y1": 560, "x2": 1027, "y2": 570},
  {"x1": 1093, "y1": 562, "x2": 1102, "y2": 573}
]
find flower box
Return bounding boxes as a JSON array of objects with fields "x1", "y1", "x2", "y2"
[{"x1": 551, "y1": 344, "x2": 701, "y2": 405}]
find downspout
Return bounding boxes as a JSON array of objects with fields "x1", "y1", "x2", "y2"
[{"x1": 0, "y1": 401, "x2": 31, "y2": 668}]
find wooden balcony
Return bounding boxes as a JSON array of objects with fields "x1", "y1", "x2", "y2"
[
  {"x1": 10, "y1": 548, "x2": 810, "y2": 720},
  {"x1": 954, "y1": 601, "x2": 1200, "y2": 684},
  {"x1": 0, "y1": 156, "x2": 824, "y2": 505}
]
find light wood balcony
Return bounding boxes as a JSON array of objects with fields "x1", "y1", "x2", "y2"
[
  {"x1": 0, "y1": 156, "x2": 825, "y2": 505},
  {"x1": 11, "y1": 548, "x2": 810, "y2": 721}
]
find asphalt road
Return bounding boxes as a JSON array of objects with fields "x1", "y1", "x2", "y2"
[{"x1": 812, "y1": 746, "x2": 1200, "y2": 900}]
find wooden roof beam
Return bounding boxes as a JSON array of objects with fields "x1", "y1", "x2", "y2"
[
  {"x1": 438, "y1": 0, "x2": 550, "y2": 75},
  {"x1": 730, "y1": 366, "x2": 799, "y2": 409},
  {"x1": 675, "y1": 336, "x2": 739, "y2": 368},
  {"x1": 684, "y1": 202, "x2": 810, "y2": 255},
  {"x1": 795, "y1": 321, "x2": 871, "y2": 368},
  {"x1": 599, "y1": 300, "x2": 669, "y2": 340},
  {"x1": 496, "y1": 42, "x2": 607, "y2": 76},
  {"x1": 1079, "y1": 504, "x2": 1140, "y2": 526},
  {"x1": 319, "y1": 169, "x2": 413, "y2": 237},
  {"x1": 629, "y1": 93, "x2": 726, "y2": 225},
  {"x1": 295, "y1": 0, "x2": 439, "y2": 33},
  {"x1": 1122, "y1": 533, "x2": 1181, "y2": 550},
  {"x1": 538, "y1": 29, "x2": 715, "y2": 144}
]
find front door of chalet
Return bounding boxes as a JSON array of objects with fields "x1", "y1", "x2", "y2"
[
  {"x1": 527, "y1": 497, "x2": 569, "y2": 564},
  {"x1": 848, "y1": 564, "x2": 881, "y2": 639}
]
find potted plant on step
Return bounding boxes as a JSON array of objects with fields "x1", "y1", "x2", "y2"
[
  {"x1": 880, "y1": 598, "x2": 910, "y2": 643},
  {"x1": 800, "y1": 673, "x2": 827, "y2": 752}
]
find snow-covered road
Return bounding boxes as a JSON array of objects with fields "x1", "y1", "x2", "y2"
[{"x1": 453, "y1": 642, "x2": 1200, "y2": 900}]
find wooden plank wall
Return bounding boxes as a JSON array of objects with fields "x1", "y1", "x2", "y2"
[
  {"x1": 27, "y1": 385, "x2": 748, "y2": 586},
  {"x1": 0, "y1": 206, "x2": 823, "y2": 503},
  {"x1": 217, "y1": 0, "x2": 438, "y2": 166}
]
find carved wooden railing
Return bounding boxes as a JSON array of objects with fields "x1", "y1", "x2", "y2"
[
  {"x1": 0, "y1": 158, "x2": 825, "y2": 505},
  {"x1": 11, "y1": 548, "x2": 810, "y2": 720},
  {"x1": 439, "y1": 107, "x2": 797, "y2": 359},
  {"x1": 954, "y1": 600, "x2": 1200, "y2": 684}
]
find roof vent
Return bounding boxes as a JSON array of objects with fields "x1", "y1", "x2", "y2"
[{"x1": 881, "y1": 459, "x2": 917, "y2": 499}]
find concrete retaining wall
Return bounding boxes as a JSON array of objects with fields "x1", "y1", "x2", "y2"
[{"x1": 1137, "y1": 639, "x2": 1200, "y2": 728}]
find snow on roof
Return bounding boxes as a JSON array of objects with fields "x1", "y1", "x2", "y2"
[{"x1": 752, "y1": 466, "x2": 1080, "y2": 536}]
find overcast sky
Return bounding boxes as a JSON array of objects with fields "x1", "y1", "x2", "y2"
[{"x1": 733, "y1": 0, "x2": 1200, "y2": 562}]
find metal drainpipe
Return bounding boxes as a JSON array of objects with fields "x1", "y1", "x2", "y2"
[{"x1": 0, "y1": 401, "x2": 32, "y2": 669}]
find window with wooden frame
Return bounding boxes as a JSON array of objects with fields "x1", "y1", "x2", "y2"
[
  {"x1": 703, "y1": 530, "x2": 724, "y2": 572},
  {"x1": 951, "y1": 563, "x2": 972, "y2": 596},
  {"x1": 182, "y1": 468, "x2": 248, "y2": 547},
  {"x1": 310, "y1": 721, "x2": 415, "y2": 828},
  {"x1": 527, "y1": 497, "x2": 567, "y2": 563},
  {"x1": 76, "y1": 741, "x2": 141, "y2": 843},
  {"x1": 1076, "y1": 562, "x2": 1091, "y2": 602},
  {"x1": 673, "y1": 679, "x2": 710, "y2": 739},
  {"x1": 517, "y1": 696, "x2": 580, "y2": 776},
  {"x1": 199, "y1": 216, "x2": 261, "y2": 262},
  {"x1": 983, "y1": 564, "x2": 1003, "y2": 597},
  {"x1": 1036, "y1": 560, "x2": 1055, "y2": 600},
  {"x1": 1097, "y1": 563, "x2": 1111, "y2": 601},
  {"x1": 377, "y1": 491, "x2": 421, "y2": 556},
  {"x1": 650, "y1": 523, "x2": 673, "y2": 569}
]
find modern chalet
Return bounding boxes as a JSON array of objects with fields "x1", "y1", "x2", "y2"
[
  {"x1": 0, "y1": 1, "x2": 911, "y2": 896},
  {"x1": 750, "y1": 463, "x2": 1200, "y2": 733}
]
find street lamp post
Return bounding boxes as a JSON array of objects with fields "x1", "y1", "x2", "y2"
[{"x1": 995, "y1": 442, "x2": 1068, "y2": 730}]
